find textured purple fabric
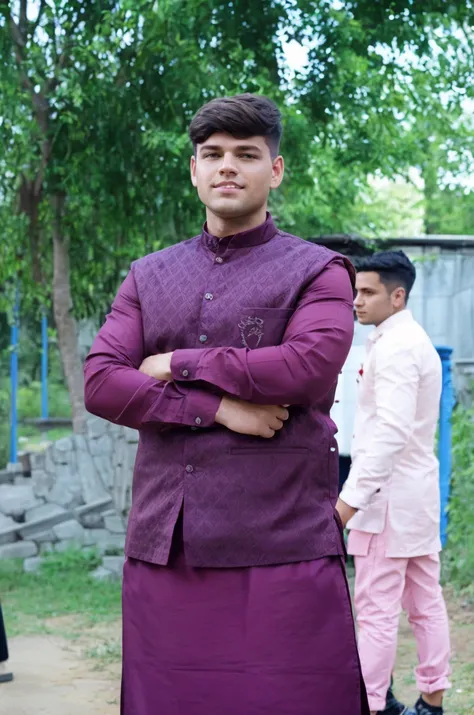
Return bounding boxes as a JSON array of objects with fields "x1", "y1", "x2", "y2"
[
  {"x1": 84, "y1": 215, "x2": 355, "y2": 567},
  {"x1": 121, "y1": 522, "x2": 369, "y2": 715}
]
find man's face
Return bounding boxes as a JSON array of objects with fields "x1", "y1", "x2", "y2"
[
  {"x1": 190, "y1": 133, "x2": 284, "y2": 222},
  {"x1": 354, "y1": 271, "x2": 405, "y2": 327}
]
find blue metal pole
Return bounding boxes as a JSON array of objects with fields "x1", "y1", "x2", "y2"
[
  {"x1": 436, "y1": 345, "x2": 454, "y2": 547},
  {"x1": 9, "y1": 288, "x2": 20, "y2": 465},
  {"x1": 41, "y1": 313, "x2": 49, "y2": 419}
]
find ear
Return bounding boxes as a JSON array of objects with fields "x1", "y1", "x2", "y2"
[
  {"x1": 392, "y1": 286, "x2": 406, "y2": 308},
  {"x1": 190, "y1": 155, "x2": 197, "y2": 187},
  {"x1": 270, "y1": 155, "x2": 284, "y2": 190}
]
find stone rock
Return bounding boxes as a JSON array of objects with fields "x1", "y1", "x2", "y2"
[
  {"x1": 44, "y1": 448, "x2": 56, "y2": 475},
  {"x1": 53, "y1": 519, "x2": 85, "y2": 543},
  {"x1": 25, "y1": 503, "x2": 67, "y2": 523},
  {"x1": 92, "y1": 455, "x2": 114, "y2": 490},
  {"x1": 29, "y1": 452, "x2": 45, "y2": 471},
  {"x1": 86, "y1": 417, "x2": 109, "y2": 439},
  {"x1": 18, "y1": 508, "x2": 71, "y2": 540},
  {"x1": 123, "y1": 427, "x2": 139, "y2": 444},
  {"x1": 89, "y1": 434, "x2": 113, "y2": 457},
  {"x1": 31, "y1": 469, "x2": 55, "y2": 498},
  {"x1": 54, "y1": 436, "x2": 75, "y2": 456},
  {"x1": 0, "y1": 514, "x2": 18, "y2": 545},
  {"x1": 74, "y1": 496, "x2": 112, "y2": 528},
  {"x1": 88, "y1": 529, "x2": 125, "y2": 555},
  {"x1": 54, "y1": 461, "x2": 79, "y2": 480},
  {"x1": 104, "y1": 513, "x2": 125, "y2": 534},
  {"x1": 0, "y1": 485, "x2": 43, "y2": 518},
  {"x1": 24, "y1": 556, "x2": 44, "y2": 574},
  {"x1": 102, "y1": 555, "x2": 125, "y2": 578},
  {"x1": 77, "y1": 449, "x2": 108, "y2": 503},
  {"x1": 0, "y1": 514, "x2": 16, "y2": 529},
  {"x1": 14, "y1": 476, "x2": 33, "y2": 486},
  {"x1": 112, "y1": 439, "x2": 127, "y2": 468},
  {"x1": 91, "y1": 566, "x2": 116, "y2": 582},
  {"x1": 81, "y1": 513, "x2": 105, "y2": 529},
  {"x1": 30, "y1": 529, "x2": 57, "y2": 543},
  {"x1": 0, "y1": 541, "x2": 38, "y2": 559},
  {"x1": 39, "y1": 542, "x2": 55, "y2": 555},
  {"x1": 83, "y1": 529, "x2": 98, "y2": 547},
  {"x1": 48, "y1": 475, "x2": 83, "y2": 509},
  {"x1": 0, "y1": 469, "x2": 15, "y2": 486}
]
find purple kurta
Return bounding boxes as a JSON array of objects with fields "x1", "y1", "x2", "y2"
[{"x1": 122, "y1": 518, "x2": 369, "y2": 715}]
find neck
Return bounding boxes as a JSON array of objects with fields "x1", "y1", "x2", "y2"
[
  {"x1": 205, "y1": 206, "x2": 267, "y2": 238},
  {"x1": 375, "y1": 306, "x2": 406, "y2": 328}
]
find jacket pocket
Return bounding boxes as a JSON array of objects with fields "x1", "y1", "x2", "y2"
[{"x1": 238, "y1": 307, "x2": 294, "y2": 349}]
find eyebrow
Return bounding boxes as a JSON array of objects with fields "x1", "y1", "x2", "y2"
[{"x1": 199, "y1": 144, "x2": 263, "y2": 154}]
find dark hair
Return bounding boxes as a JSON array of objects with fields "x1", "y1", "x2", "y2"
[
  {"x1": 189, "y1": 94, "x2": 282, "y2": 158},
  {"x1": 356, "y1": 250, "x2": 416, "y2": 301}
]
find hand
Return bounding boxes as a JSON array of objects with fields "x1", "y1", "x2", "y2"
[
  {"x1": 335, "y1": 498, "x2": 358, "y2": 527},
  {"x1": 216, "y1": 397, "x2": 289, "y2": 439},
  {"x1": 139, "y1": 353, "x2": 173, "y2": 381}
]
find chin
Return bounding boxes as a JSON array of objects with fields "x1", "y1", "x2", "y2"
[{"x1": 210, "y1": 201, "x2": 259, "y2": 219}]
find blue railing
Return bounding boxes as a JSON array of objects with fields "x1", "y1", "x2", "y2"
[{"x1": 435, "y1": 346, "x2": 454, "y2": 548}]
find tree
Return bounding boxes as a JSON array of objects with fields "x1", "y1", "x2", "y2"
[{"x1": 1, "y1": 0, "x2": 473, "y2": 432}]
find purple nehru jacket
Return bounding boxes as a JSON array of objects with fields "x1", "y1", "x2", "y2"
[
  {"x1": 84, "y1": 215, "x2": 355, "y2": 568},
  {"x1": 85, "y1": 215, "x2": 369, "y2": 715}
]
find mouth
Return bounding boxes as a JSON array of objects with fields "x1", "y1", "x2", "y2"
[{"x1": 213, "y1": 182, "x2": 243, "y2": 192}]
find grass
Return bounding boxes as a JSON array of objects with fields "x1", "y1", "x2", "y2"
[{"x1": 0, "y1": 548, "x2": 122, "y2": 638}]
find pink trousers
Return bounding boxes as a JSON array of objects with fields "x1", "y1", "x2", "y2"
[{"x1": 349, "y1": 529, "x2": 451, "y2": 712}]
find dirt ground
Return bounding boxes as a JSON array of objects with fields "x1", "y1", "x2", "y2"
[{"x1": 1, "y1": 592, "x2": 473, "y2": 715}]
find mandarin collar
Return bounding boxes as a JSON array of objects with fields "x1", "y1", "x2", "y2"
[
  {"x1": 201, "y1": 213, "x2": 278, "y2": 253},
  {"x1": 368, "y1": 309, "x2": 414, "y2": 344}
]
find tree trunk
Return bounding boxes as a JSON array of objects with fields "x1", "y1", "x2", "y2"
[{"x1": 51, "y1": 193, "x2": 87, "y2": 433}]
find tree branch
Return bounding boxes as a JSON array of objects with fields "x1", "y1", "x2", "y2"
[
  {"x1": 1, "y1": 2, "x2": 35, "y2": 91},
  {"x1": 32, "y1": 0, "x2": 47, "y2": 35},
  {"x1": 46, "y1": 10, "x2": 82, "y2": 92},
  {"x1": 19, "y1": 0, "x2": 27, "y2": 36}
]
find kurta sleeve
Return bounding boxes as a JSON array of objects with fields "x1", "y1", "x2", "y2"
[
  {"x1": 84, "y1": 272, "x2": 221, "y2": 430},
  {"x1": 340, "y1": 343, "x2": 419, "y2": 510},
  {"x1": 170, "y1": 259, "x2": 354, "y2": 406}
]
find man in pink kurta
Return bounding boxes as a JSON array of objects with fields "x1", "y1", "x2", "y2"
[
  {"x1": 85, "y1": 94, "x2": 369, "y2": 715},
  {"x1": 337, "y1": 251, "x2": 451, "y2": 715}
]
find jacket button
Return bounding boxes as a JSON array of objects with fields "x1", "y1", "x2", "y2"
[
  {"x1": 215, "y1": 256, "x2": 224, "y2": 264},
  {"x1": 185, "y1": 465, "x2": 194, "y2": 473},
  {"x1": 205, "y1": 293, "x2": 213, "y2": 300},
  {"x1": 199, "y1": 335, "x2": 208, "y2": 343},
  {"x1": 181, "y1": 369, "x2": 189, "y2": 377},
  {"x1": 195, "y1": 417, "x2": 202, "y2": 426}
]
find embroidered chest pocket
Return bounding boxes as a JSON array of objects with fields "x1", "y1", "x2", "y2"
[{"x1": 238, "y1": 307, "x2": 295, "y2": 349}]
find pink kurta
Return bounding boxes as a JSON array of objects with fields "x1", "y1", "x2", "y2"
[{"x1": 341, "y1": 310, "x2": 442, "y2": 557}]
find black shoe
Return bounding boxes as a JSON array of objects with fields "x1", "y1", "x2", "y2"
[
  {"x1": 0, "y1": 671, "x2": 13, "y2": 683},
  {"x1": 377, "y1": 685, "x2": 408, "y2": 715},
  {"x1": 413, "y1": 696, "x2": 443, "y2": 715}
]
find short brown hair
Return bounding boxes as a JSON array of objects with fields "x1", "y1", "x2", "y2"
[{"x1": 189, "y1": 94, "x2": 282, "y2": 158}]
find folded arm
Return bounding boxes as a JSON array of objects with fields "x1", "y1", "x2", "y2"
[
  {"x1": 340, "y1": 344, "x2": 419, "y2": 512},
  {"x1": 83, "y1": 272, "x2": 220, "y2": 431},
  {"x1": 170, "y1": 259, "x2": 355, "y2": 406}
]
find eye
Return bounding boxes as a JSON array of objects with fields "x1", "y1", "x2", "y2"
[
  {"x1": 203, "y1": 152, "x2": 220, "y2": 159},
  {"x1": 239, "y1": 153, "x2": 257, "y2": 159}
]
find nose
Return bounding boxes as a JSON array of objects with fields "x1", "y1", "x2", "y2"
[
  {"x1": 354, "y1": 293, "x2": 363, "y2": 308},
  {"x1": 218, "y1": 152, "x2": 238, "y2": 174}
]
